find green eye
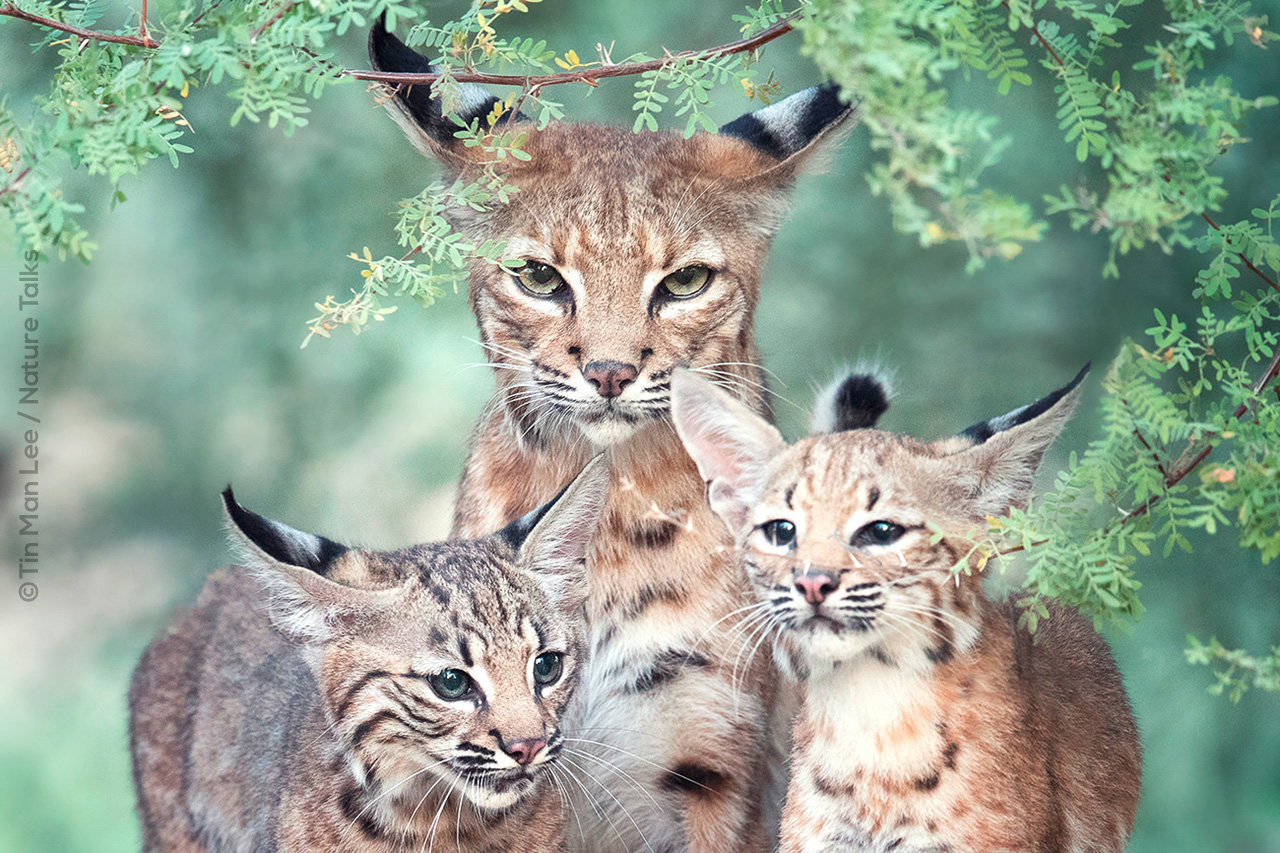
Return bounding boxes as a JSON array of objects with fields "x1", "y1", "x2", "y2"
[
  {"x1": 761, "y1": 519, "x2": 797, "y2": 548},
  {"x1": 659, "y1": 265, "x2": 712, "y2": 298},
  {"x1": 428, "y1": 668, "x2": 474, "y2": 701},
  {"x1": 515, "y1": 261, "x2": 566, "y2": 296},
  {"x1": 532, "y1": 652, "x2": 564, "y2": 686},
  {"x1": 853, "y1": 520, "x2": 906, "y2": 547}
]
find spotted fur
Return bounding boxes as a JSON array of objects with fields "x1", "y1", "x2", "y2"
[
  {"x1": 673, "y1": 368, "x2": 1141, "y2": 853},
  {"x1": 367, "y1": 17, "x2": 858, "y2": 853},
  {"x1": 129, "y1": 461, "x2": 608, "y2": 852}
]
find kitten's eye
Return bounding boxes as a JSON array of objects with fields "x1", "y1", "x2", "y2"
[
  {"x1": 532, "y1": 652, "x2": 564, "y2": 686},
  {"x1": 428, "y1": 668, "x2": 474, "y2": 701},
  {"x1": 515, "y1": 261, "x2": 567, "y2": 296},
  {"x1": 853, "y1": 520, "x2": 906, "y2": 547},
  {"x1": 659, "y1": 265, "x2": 712, "y2": 298},
  {"x1": 760, "y1": 519, "x2": 797, "y2": 549}
]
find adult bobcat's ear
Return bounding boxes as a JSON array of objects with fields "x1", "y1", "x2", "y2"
[
  {"x1": 718, "y1": 83, "x2": 858, "y2": 175},
  {"x1": 368, "y1": 14, "x2": 519, "y2": 166},
  {"x1": 811, "y1": 368, "x2": 892, "y2": 434},
  {"x1": 937, "y1": 365, "x2": 1089, "y2": 519},
  {"x1": 672, "y1": 370, "x2": 786, "y2": 532},
  {"x1": 504, "y1": 456, "x2": 610, "y2": 616},
  {"x1": 222, "y1": 487, "x2": 393, "y2": 643}
]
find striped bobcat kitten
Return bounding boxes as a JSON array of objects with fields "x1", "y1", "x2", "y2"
[
  {"x1": 129, "y1": 459, "x2": 608, "y2": 853},
  {"x1": 368, "y1": 17, "x2": 857, "y2": 853},
  {"x1": 673, "y1": 369, "x2": 1142, "y2": 853}
]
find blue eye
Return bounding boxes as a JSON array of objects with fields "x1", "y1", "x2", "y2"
[
  {"x1": 761, "y1": 519, "x2": 797, "y2": 548},
  {"x1": 428, "y1": 668, "x2": 474, "y2": 700},
  {"x1": 533, "y1": 652, "x2": 564, "y2": 685},
  {"x1": 853, "y1": 520, "x2": 905, "y2": 547}
]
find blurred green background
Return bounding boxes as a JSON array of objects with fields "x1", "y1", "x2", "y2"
[{"x1": 2, "y1": 1, "x2": 1278, "y2": 850}]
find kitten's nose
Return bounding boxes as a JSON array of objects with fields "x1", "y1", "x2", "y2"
[
  {"x1": 582, "y1": 360, "x2": 638, "y2": 398},
  {"x1": 499, "y1": 736, "x2": 547, "y2": 767},
  {"x1": 794, "y1": 571, "x2": 838, "y2": 606}
]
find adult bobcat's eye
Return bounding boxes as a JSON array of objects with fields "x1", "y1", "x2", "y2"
[
  {"x1": 428, "y1": 668, "x2": 474, "y2": 701},
  {"x1": 659, "y1": 265, "x2": 712, "y2": 298},
  {"x1": 853, "y1": 520, "x2": 906, "y2": 547},
  {"x1": 760, "y1": 519, "x2": 797, "y2": 548},
  {"x1": 515, "y1": 261, "x2": 566, "y2": 296},
  {"x1": 532, "y1": 652, "x2": 564, "y2": 686}
]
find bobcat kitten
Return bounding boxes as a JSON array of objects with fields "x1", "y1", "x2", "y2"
[
  {"x1": 367, "y1": 16, "x2": 857, "y2": 852},
  {"x1": 129, "y1": 459, "x2": 608, "y2": 853},
  {"x1": 673, "y1": 369, "x2": 1141, "y2": 853}
]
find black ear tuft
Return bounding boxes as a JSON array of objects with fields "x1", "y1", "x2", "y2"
[
  {"x1": 959, "y1": 363, "x2": 1090, "y2": 445},
  {"x1": 496, "y1": 481, "x2": 572, "y2": 552},
  {"x1": 368, "y1": 14, "x2": 516, "y2": 155},
  {"x1": 221, "y1": 486, "x2": 347, "y2": 574},
  {"x1": 719, "y1": 83, "x2": 856, "y2": 162},
  {"x1": 811, "y1": 370, "x2": 891, "y2": 433}
]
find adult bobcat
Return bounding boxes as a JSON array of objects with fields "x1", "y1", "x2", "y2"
[
  {"x1": 129, "y1": 461, "x2": 608, "y2": 852},
  {"x1": 672, "y1": 368, "x2": 1142, "y2": 853},
  {"x1": 369, "y1": 18, "x2": 856, "y2": 852}
]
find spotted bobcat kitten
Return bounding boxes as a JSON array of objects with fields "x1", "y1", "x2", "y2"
[
  {"x1": 129, "y1": 459, "x2": 608, "y2": 853},
  {"x1": 673, "y1": 369, "x2": 1141, "y2": 853},
  {"x1": 368, "y1": 17, "x2": 857, "y2": 852}
]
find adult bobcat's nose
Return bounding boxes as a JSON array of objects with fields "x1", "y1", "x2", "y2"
[
  {"x1": 794, "y1": 571, "x2": 838, "y2": 606},
  {"x1": 499, "y1": 736, "x2": 547, "y2": 766},
  {"x1": 583, "y1": 360, "x2": 638, "y2": 398}
]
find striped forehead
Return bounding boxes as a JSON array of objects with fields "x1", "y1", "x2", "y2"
[{"x1": 775, "y1": 436, "x2": 899, "y2": 521}]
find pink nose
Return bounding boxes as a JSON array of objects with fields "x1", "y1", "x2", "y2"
[
  {"x1": 500, "y1": 737, "x2": 547, "y2": 767},
  {"x1": 582, "y1": 360, "x2": 638, "y2": 398},
  {"x1": 794, "y1": 571, "x2": 838, "y2": 606}
]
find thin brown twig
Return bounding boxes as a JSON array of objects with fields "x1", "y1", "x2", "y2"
[
  {"x1": 0, "y1": 1, "x2": 159, "y2": 47},
  {"x1": 1000, "y1": 1, "x2": 1063, "y2": 67},
  {"x1": 0, "y1": 164, "x2": 33, "y2": 198},
  {"x1": 345, "y1": 16, "x2": 796, "y2": 87},
  {"x1": 1000, "y1": 347, "x2": 1280, "y2": 557},
  {"x1": 249, "y1": 0, "x2": 295, "y2": 43}
]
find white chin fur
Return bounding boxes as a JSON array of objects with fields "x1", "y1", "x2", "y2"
[
  {"x1": 796, "y1": 624, "x2": 879, "y2": 664},
  {"x1": 576, "y1": 417, "x2": 643, "y2": 447}
]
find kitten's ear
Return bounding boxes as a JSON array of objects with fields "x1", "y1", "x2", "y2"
[
  {"x1": 811, "y1": 368, "x2": 892, "y2": 434},
  {"x1": 503, "y1": 456, "x2": 610, "y2": 616},
  {"x1": 222, "y1": 487, "x2": 393, "y2": 643},
  {"x1": 718, "y1": 83, "x2": 859, "y2": 175},
  {"x1": 671, "y1": 370, "x2": 786, "y2": 531},
  {"x1": 368, "y1": 14, "x2": 522, "y2": 167},
  {"x1": 935, "y1": 366, "x2": 1089, "y2": 519}
]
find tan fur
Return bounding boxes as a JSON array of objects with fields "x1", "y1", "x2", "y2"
[
  {"x1": 446, "y1": 123, "x2": 818, "y2": 852},
  {"x1": 131, "y1": 468, "x2": 608, "y2": 852},
  {"x1": 673, "y1": 374, "x2": 1142, "y2": 853}
]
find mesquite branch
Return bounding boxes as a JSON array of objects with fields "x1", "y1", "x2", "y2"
[
  {"x1": 344, "y1": 17, "x2": 796, "y2": 87},
  {"x1": 0, "y1": 1, "x2": 158, "y2": 47}
]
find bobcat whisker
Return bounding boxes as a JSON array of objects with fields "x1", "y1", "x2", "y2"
[
  {"x1": 692, "y1": 599, "x2": 773, "y2": 648},
  {"x1": 558, "y1": 753, "x2": 657, "y2": 853},
  {"x1": 562, "y1": 746, "x2": 664, "y2": 811},
  {"x1": 548, "y1": 765, "x2": 589, "y2": 846},
  {"x1": 341, "y1": 756, "x2": 450, "y2": 839}
]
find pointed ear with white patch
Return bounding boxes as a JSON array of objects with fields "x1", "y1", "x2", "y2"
[
  {"x1": 937, "y1": 366, "x2": 1088, "y2": 519},
  {"x1": 501, "y1": 456, "x2": 610, "y2": 617},
  {"x1": 368, "y1": 14, "x2": 524, "y2": 167},
  {"x1": 811, "y1": 368, "x2": 892, "y2": 434},
  {"x1": 671, "y1": 370, "x2": 786, "y2": 532},
  {"x1": 719, "y1": 83, "x2": 859, "y2": 174},
  {"x1": 222, "y1": 487, "x2": 390, "y2": 644}
]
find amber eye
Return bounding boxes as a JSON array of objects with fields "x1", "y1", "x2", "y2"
[
  {"x1": 852, "y1": 520, "x2": 906, "y2": 547},
  {"x1": 760, "y1": 519, "x2": 797, "y2": 548},
  {"x1": 515, "y1": 261, "x2": 567, "y2": 296},
  {"x1": 659, "y1": 265, "x2": 712, "y2": 298}
]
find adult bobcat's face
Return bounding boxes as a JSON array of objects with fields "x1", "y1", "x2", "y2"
[
  {"x1": 673, "y1": 368, "x2": 1085, "y2": 669},
  {"x1": 368, "y1": 19, "x2": 855, "y2": 446},
  {"x1": 222, "y1": 460, "x2": 607, "y2": 809}
]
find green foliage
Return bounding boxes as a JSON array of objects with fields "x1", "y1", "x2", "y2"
[{"x1": 1, "y1": 0, "x2": 1277, "y2": 698}]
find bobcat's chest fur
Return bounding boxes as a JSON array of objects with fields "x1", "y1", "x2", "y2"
[{"x1": 454, "y1": 412, "x2": 777, "y2": 852}]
